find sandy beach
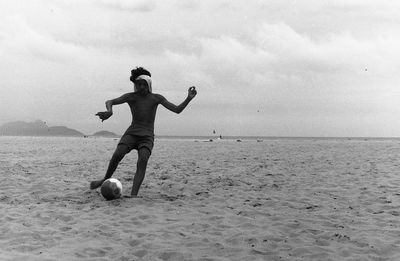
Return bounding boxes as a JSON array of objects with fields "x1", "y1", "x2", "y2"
[{"x1": 0, "y1": 136, "x2": 399, "y2": 260}]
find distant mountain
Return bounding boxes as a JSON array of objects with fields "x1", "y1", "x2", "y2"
[
  {"x1": 92, "y1": 130, "x2": 119, "y2": 138},
  {"x1": 0, "y1": 120, "x2": 85, "y2": 137}
]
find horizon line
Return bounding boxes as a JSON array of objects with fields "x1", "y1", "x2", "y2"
[{"x1": 156, "y1": 135, "x2": 400, "y2": 139}]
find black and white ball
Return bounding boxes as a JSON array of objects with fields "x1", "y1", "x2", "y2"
[{"x1": 100, "y1": 178, "x2": 122, "y2": 200}]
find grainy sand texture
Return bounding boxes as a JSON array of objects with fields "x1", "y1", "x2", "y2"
[{"x1": 1, "y1": 136, "x2": 400, "y2": 260}]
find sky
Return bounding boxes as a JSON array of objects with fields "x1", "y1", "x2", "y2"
[{"x1": 1, "y1": 0, "x2": 400, "y2": 137}]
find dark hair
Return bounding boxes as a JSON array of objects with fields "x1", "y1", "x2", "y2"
[{"x1": 130, "y1": 67, "x2": 151, "y2": 82}]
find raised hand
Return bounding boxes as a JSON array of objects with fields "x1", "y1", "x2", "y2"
[
  {"x1": 188, "y1": 86, "x2": 197, "y2": 100},
  {"x1": 95, "y1": 111, "x2": 113, "y2": 122}
]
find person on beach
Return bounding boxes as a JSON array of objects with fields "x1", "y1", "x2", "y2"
[{"x1": 90, "y1": 67, "x2": 197, "y2": 197}]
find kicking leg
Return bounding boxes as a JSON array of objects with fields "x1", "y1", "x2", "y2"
[
  {"x1": 130, "y1": 147, "x2": 151, "y2": 197},
  {"x1": 90, "y1": 144, "x2": 130, "y2": 189}
]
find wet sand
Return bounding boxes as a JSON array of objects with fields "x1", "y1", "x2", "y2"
[{"x1": 0, "y1": 136, "x2": 399, "y2": 260}]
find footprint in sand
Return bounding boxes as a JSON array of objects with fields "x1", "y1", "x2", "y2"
[
  {"x1": 128, "y1": 239, "x2": 142, "y2": 247},
  {"x1": 75, "y1": 247, "x2": 107, "y2": 258},
  {"x1": 59, "y1": 226, "x2": 72, "y2": 232},
  {"x1": 158, "y1": 251, "x2": 188, "y2": 261},
  {"x1": 133, "y1": 249, "x2": 148, "y2": 258}
]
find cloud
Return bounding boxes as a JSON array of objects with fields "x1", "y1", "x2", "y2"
[
  {"x1": 99, "y1": 0, "x2": 156, "y2": 13},
  {"x1": 160, "y1": 21, "x2": 400, "y2": 119},
  {"x1": 174, "y1": 0, "x2": 201, "y2": 10},
  {"x1": 0, "y1": 14, "x2": 81, "y2": 63},
  {"x1": 1, "y1": 0, "x2": 400, "y2": 136}
]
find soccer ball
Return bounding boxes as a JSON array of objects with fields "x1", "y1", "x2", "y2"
[{"x1": 101, "y1": 178, "x2": 122, "y2": 200}]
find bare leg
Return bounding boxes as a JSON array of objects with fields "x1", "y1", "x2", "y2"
[
  {"x1": 90, "y1": 144, "x2": 130, "y2": 189},
  {"x1": 130, "y1": 147, "x2": 151, "y2": 196}
]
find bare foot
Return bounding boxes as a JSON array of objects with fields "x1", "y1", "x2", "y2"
[{"x1": 90, "y1": 180, "x2": 104, "y2": 190}]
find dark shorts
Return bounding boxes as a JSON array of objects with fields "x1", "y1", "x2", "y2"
[{"x1": 118, "y1": 135, "x2": 154, "y2": 154}]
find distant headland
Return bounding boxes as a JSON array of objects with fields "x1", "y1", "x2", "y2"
[
  {"x1": 0, "y1": 120, "x2": 119, "y2": 137},
  {"x1": 92, "y1": 130, "x2": 120, "y2": 138}
]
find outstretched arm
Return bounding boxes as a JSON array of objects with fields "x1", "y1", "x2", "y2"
[
  {"x1": 160, "y1": 87, "x2": 197, "y2": 114},
  {"x1": 95, "y1": 93, "x2": 130, "y2": 122}
]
